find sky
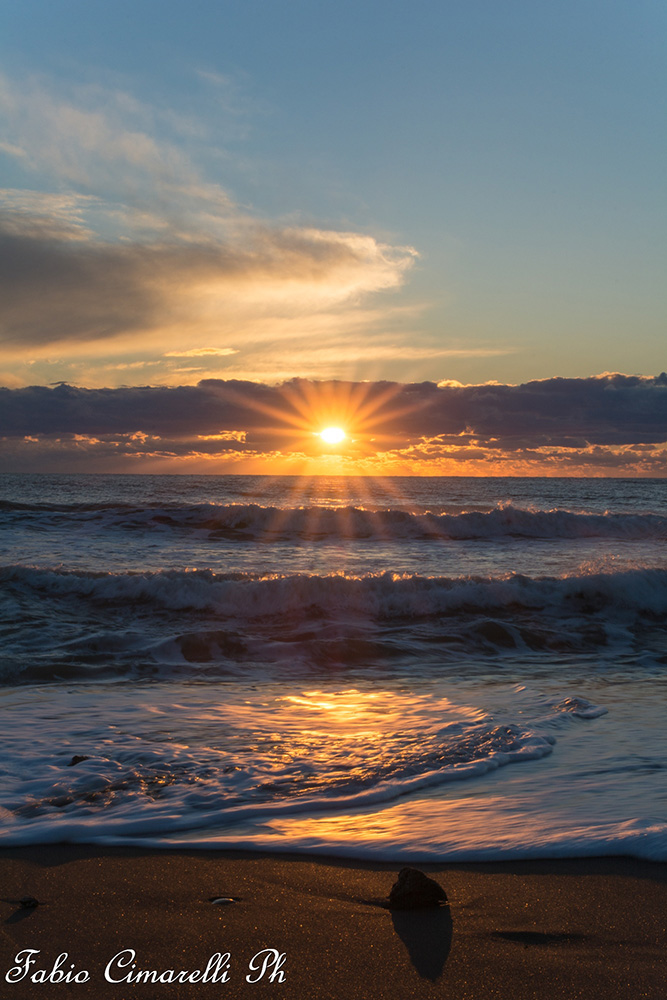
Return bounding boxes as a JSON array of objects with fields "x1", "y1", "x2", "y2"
[{"x1": 0, "y1": 0, "x2": 665, "y2": 475}]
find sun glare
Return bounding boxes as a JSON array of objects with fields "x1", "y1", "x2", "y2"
[{"x1": 319, "y1": 426, "x2": 346, "y2": 444}]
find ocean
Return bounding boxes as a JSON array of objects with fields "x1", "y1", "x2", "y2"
[{"x1": 1, "y1": 474, "x2": 666, "y2": 861}]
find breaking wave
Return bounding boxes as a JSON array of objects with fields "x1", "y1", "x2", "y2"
[
  {"x1": 3, "y1": 501, "x2": 667, "y2": 541},
  {"x1": 3, "y1": 564, "x2": 667, "y2": 617},
  {"x1": 2, "y1": 564, "x2": 666, "y2": 684}
]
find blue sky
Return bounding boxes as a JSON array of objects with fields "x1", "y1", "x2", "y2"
[{"x1": 0, "y1": 1, "x2": 665, "y2": 472}]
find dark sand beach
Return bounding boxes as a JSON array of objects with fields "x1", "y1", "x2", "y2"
[{"x1": 1, "y1": 847, "x2": 665, "y2": 999}]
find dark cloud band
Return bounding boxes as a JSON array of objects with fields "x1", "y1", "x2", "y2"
[{"x1": 1, "y1": 373, "x2": 666, "y2": 451}]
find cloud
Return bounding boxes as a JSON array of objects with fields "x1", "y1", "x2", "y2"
[
  {"x1": 0, "y1": 73, "x2": 417, "y2": 368},
  {"x1": 417, "y1": 372, "x2": 667, "y2": 447},
  {"x1": 0, "y1": 73, "x2": 211, "y2": 209},
  {"x1": 1, "y1": 374, "x2": 666, "y2": 473},
  {"x1": 163, "y1": 348, "x2": 238, "y2": 357},
  {"x1": 0, "y1": 201, "x2": 415, "y2": 354}
]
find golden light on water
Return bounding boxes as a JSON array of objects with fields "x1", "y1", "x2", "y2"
[{"x1": 319, "y1": 426, "x2": 346, "y2": 445}]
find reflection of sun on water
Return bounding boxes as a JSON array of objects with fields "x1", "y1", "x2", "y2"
[
  {"x1": 283, "y1": 689, "x2": 388, "y2": 735},
  {"x1": 280, "y1": 688, "x2": 485, "y2": 734},
  {"x1": 200, "y1": 687, "x2": 495, "y2": 841}
]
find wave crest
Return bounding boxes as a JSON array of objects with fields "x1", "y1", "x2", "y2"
[
  {"x1": 3, "y1": 501, "x2": 667, "y2": 541},
  {"x1": 3, "y1": 564, "x2": 667, "y2": 616}
]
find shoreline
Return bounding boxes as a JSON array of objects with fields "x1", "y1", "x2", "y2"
[{"x1": 2, "y1": 846, "x2": 665, "y2": 999}]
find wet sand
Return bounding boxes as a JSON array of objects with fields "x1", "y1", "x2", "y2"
[{"x1": 1, "y1": 847, "x2": 665, "y2": 999}]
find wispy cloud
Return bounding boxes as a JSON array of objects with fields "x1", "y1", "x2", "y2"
[
  {"x1": 0, "y1": 72, "x2": 421, "y2": 380},
  {"x1": 164, "y1": 348, "x2": 238, "y2": 357},
  {"x1": 0, "y1": 203, "x2": 416, "y2": 355},
  {"x1": 0, "y1": 73, "x2": 213, "y2": 212}
]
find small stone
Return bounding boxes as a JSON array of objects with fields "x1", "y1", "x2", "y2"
[
  {"x1": 68, "y1": 755, "x2": 90, "y2": 766},
  {"x1": 18, "y1": 896, "x2": 39, "y2": 909},
  {"x1": 388, "y1": 868, "x2": 448, "y2": 910}
]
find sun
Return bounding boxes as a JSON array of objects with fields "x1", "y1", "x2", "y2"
[{"x1": 319, "y1": 426, "x2": 346, "y2": 445}]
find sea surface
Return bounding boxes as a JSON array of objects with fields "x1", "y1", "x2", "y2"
[{"x1": 1, "y1": 474, "x2": 666, "y2": 861}]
